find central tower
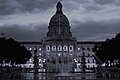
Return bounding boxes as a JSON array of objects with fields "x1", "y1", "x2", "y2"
[
  {"x1": 47, "y1": 1, "x2": 72, "y2": 39},
  {"x1": 42, "y1": 1, "x2": 77, "y2": 73}
]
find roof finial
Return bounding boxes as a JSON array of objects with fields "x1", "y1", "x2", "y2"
[{"x1": 56, "y1": 1, "x2": 63, "y2": 14}]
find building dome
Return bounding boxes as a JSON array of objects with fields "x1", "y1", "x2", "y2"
[
  {"x1": 47, "y1": 1, "x2": 72, "y2": 38},
  {"x1": 49, "y1": 14, "x2": 69, "y2": 26}
]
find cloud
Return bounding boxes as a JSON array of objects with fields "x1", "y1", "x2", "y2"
[
  {"x1": 0, "y1": 24, "x2": 47, "y2": 41},
  {"x1": 0, "y1": 0, "x2": 57, "y2": 15},
  {"x1": 71, "y1": 19, "x2": 120, "y2": 41},
  {"x1": 94, "y1": 0, "x2": 120, "y2": 5},
  {"x1": 0, "y1": 10, "x2": 54, "y2": 26},
  {"x1": 0, "y1": 0, "x2": 120, "y2": 41}
]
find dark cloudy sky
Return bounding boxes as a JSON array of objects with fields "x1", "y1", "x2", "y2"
[{"x1": 0, "y1": 0, "x2": 120, "y2": 41}]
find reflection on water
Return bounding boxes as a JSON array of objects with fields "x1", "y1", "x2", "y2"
[
  {"x1": 0, "y1": 70, "x2": 120, "y2": 80},
  {"x1": 0, "y1": 73, "x2": 96, "y2": 80}
]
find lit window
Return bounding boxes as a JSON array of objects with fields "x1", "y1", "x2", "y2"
[
  {"x1": 46, "y1": 45, "x2": 50, "y2": 51},
  {"x1": 39, "y1": 53, "x2": 41, "y2": 56},
  {"x1": 52, "y1": 46, "x2": 56, "y2": 51},
  {"x1": 78, "y1": 47, "x2": 81, "y2": 50},
  {"x1": 29, "y1": 48, "x2": 32, "y2": 51},
  {"x1": 43, "y1": 59, "x2": 46, "y2": 62},
  {"x1": 74, "y1": 59, "x2": 77, "y2": 62},
  {"x1": 58, "y1": 45, "x2": 62, "y2": 51},
  {"x1": 63, "y1": 46, "x2": 68, "y2": 51},
  {"x1": 29, "y1": 59, "x2": 32, "y2": 63},
  {"x1": 58, "y1": 53, "x2": 61, "y2": 56},
  {"x1": 39, "y1": 48, "x2": 41, "y2": 51},
  {"x1": 39, "y1": 59, "x2": 41, "y2": 62},
  {"x1": 69, "y1": 46, "x2": 73, "y2": 51}
]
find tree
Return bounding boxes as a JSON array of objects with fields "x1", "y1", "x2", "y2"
[
  {"x1": 0, "y1": 37, "x2": 32, "y2": 65},
  {"x1": 93, "y1": 33, "x2": 120, "y2": 67}
]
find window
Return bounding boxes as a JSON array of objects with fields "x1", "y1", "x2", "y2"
[
  {"x1": 78, "y1": 47, "x2": 81, "y2": 51},
  {"x1": 82, "y1": 52, "x2": 85, "y2": 56},
  {"x1": 29, "y1": 48, "x2": 32, "y2": 51},
  {"x1": 69, "y1": 46, "x2": 73, "y2": 51},
  {"x1": 87, "y1": 48, "x2": 90, "y2": 51},
  {"x1": 82, "y1": 47, "x2": 85, "y2": 50},
  {"x1": 52, "y1": 46, "x2": 56, "y2": 51},
  {"x1": 87, "y1": 53, "x2": 90, "y2": 57},
  {"x1": 39, "y1": 59, "x2": 41, "y2": 62},
  {"x1": 87, "y1": 59, "x2": 90, "y2": 63},
  {"x1": 29, "y1": 59, "x2": 32, "y2": 63},
  {"x1": 70, "y1": 53, "x2": 72, "y2": 56},
  {"x1": 63, "y1": 46, "x2": 68, "y2": 51},
  {"x1": 93, "y1": 59, "x2": 95, "y2": 63},
  {"x1": 58, "y1": 45, "x2": 62, "y2": 51},
  {"x1": 39, "y1": 48, "x2": 41, "y2": 51},
  {"x1": 58, "y1": 53, "x2": 61, "y2": 56},
  {"x1": 39, "y1": 53, "x2": 41, "y2": 56},
  {"x1": 78, "y1": 60, "x2": 80, "y2": 63},
  {"x1": 46, "y1": 45, "x2": 50, "y2": 51},
  {"x1": 58, "y1": 59, "x2": 61, "y2": 63}
]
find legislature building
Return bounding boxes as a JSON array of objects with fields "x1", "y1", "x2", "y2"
[{"x1": 21, "y1": 2, "x2": 99, "y2": 73}]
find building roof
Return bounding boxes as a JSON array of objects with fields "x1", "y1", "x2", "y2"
[
  {"x1": 77, "y1": 41, "x2": 103, "y2": 44},
  {"x1": 20, "y1": 41, "x2": 103, "y2": 45},
  {"x1": 20, "y1": 42, "x2": 42, "y2": 45}
]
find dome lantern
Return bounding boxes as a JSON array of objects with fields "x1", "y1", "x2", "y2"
[{"x1": 56, "y1": 1, "x2": 63, "y2": 14}]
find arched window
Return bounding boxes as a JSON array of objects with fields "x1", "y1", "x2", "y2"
[
  {"x1": 63, "y1": 45, "x2": 68, "y2": 51},
  {"x1": 46, "y1": 45, "x2": 50, "y2": 51},
  {"x1": 52, "y1": 45, "x2": 56, "y2": 51},
  {"x1": 57, "y1": 45, "x2": 62, "y2": 51},
  {"x1": 69, "y1": 45, "x2": 73, "y2": 51}
]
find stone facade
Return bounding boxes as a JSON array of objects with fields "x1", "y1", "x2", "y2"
[{"x1": 21, "y1": 2, "x2": 99, "y2": 73}]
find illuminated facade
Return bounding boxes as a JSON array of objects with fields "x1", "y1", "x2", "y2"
[{"x1": 21, "y1": 2, "x2": 98, "y2": 73}]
